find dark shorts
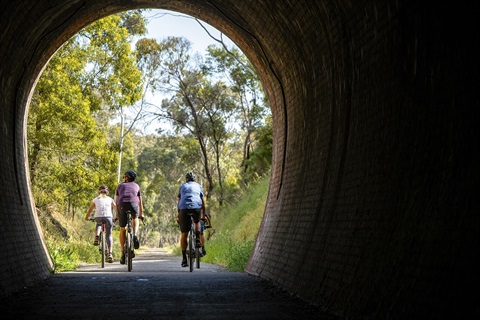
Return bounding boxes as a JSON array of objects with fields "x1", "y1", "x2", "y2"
[
  {"x1": 118, "y1": 202, "x2": 139, "y2": 228},
  {"x1": 177, "y1": 208, "x2": 201, "y2": 233},
  {"x1": 94, "y1": 217, "x2": 113, "y2": 237}
]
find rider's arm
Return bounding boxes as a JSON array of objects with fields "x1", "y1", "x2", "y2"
[
  {"x1": 85, "y1": 202, "x2": 95, "y2": 221},
  {"x1": 138, "y1": 194, "x2": 144, "y2": 219},
  {"x1": 201, "y1": 197, "x2": 206, "y2": 220},
  {"x1": 111, "y1": 201, "x2": 118, "y2": 221}
]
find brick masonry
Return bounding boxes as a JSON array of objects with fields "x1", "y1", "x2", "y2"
[{"x1": 0, "y1": 1, "x2": 478, "y2": 319}]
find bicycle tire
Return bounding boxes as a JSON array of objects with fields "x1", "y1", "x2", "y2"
[
  {"x1": 127, "y1": 233, "x2": 133, "y2": 272},
  {"x1": 188, "y1": 230, "x2": 194, "y2": 272},
  {"x1": 101, "y1": 231, "x2": 106, "y2": 268},
  {"x1": 195, "y1": 245, "x2": 200, "y2": 269}
]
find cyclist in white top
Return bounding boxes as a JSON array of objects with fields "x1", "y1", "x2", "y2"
[{"x1": 85, "y1": 185, "x2": 118, "y2": 263}]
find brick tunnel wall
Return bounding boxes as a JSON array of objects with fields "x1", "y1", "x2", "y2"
[
  {"x1": 0, "y1": 1, "x2": 478, "y2": 319},
  {"x1": 246, "y1": 2, "x2": 479, "y2": 319}
]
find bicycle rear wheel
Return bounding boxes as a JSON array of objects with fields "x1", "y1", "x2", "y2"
[
  {"x1": 127, "y1": 233, "x2": 133, "y2": 272},
  {"x1": 195, "y1": 245, "x2": 200, "y2": 269},
  {"x1": 188, "y1": 230, "x2": 194, "y2": 272},
  {"x1": 100, "y1": 231, "x2": 106, "y2": 268}
]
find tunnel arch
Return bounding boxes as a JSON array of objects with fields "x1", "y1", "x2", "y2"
[{"x1": 1, "y1": 1, "x2": 478, "y2": 319}]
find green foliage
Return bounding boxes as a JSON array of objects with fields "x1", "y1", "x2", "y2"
[
  {"x1": 245, "y1": 115, "x2": 273, "y2": 181},
  {"x1": 48, "y1": 242, "x2": 79, "y2": 272},
  {"x1": 200, "y1": 175, "x2": 269, "y2": 271},
  {"x1": 120, "y1": 10, "x2": 148, "y2": 36},
  {"x1": 78, "y1": 14, "x2": 143, "y2": 109},
  {"x1": 204, "y1": 44, "x2": 270, "y2": 186}
]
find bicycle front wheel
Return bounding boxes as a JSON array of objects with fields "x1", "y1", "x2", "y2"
[{"x1": 127, "y1": 233, "x2": 133, "y2": 272}]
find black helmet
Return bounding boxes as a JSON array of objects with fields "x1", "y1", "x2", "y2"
[
  {"x1": 98, "y1": 185, "x2": 109, "y2": 195},
  {"x1": 124, "y1": 170, "x2": 137, "y2": 181},
  {"x1": 186, "y1": 172, "x2": 196, "y2": 181}
]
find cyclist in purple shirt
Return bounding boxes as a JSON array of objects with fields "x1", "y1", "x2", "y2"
[
  {"x1": 115, "y1": 170, "x2": 144, "y2": 265},
  {"x1": 177, "y1": 171, "x2": 206, "y2": 267}
]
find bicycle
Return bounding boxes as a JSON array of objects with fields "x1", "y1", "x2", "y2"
[
  {"x1": 123, "y1": 212, "x2": 134, "y2": 272},
  {"x1": 187, "y1": 213, "x2": 201, "y2": 272},
  {"x1": 89, "y1": 218, "x2": 109, "y2": 268},
  {"x1": 121, "y1": 212, "x2": 145, "y2": 272}
]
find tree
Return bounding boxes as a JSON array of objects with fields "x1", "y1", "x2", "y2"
[
  {"x1": 136, "y1": 37, "x2": 216, "y2": 197},
  {"x1": 203, "y1": 45, "x2": 270, "y2": 185}
]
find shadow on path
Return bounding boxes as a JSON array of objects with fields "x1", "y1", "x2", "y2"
[{"x1": 2, "y1": 248, "x2": 340, "y2": 319}]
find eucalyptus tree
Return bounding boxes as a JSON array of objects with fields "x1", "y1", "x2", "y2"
[
  {"x1": 203, "y1": 45, "x2": 270, "y2": 185},
  {"x1": 136, "y1": 36, "x2": 220, "y2": 197}
]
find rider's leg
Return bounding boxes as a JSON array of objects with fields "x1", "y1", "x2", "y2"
[
  {"x1": 180, "y1": 232, "x2": 187, "y2": 250},
  {"x1": 180, "y1": 232, "x2": 188, "y2": 266},
  {"x1": 106, "y1": 219, "x2": 113, "y2": 254},
  {"x1": 132, "y1": 217, "x2": 138, "y2": 236},
  {"x1": 199, "y1": 219, "x2": 205, "y2": 245},
  {"x1": 119, "y1": 227, "x2": 125, "y2": 249},
  {"x1": 95, "y1": 225, "x2": 101, "y2": 237},
  {"x1": 199, "y1": 220, "x2": 206, "y2": 255},
  {"x1": 93, "y1": 220, "x2": 102, "y2": 245},
  {"x1": 132, "y1": 217, "x2": 140, "y2": 249},
  {"x1": 178, "y1": 210, "x2": 189, "y2": 266},
  {"x1": 194, "y1": 221, "x2": 201, "y2": 245}
]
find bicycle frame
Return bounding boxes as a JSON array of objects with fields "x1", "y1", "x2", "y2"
[{"x1": 187, "y1": 213, "x2": 200, "y2": 272}]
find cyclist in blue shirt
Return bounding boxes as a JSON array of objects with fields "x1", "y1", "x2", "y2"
[{"x1": 177, "y1": 171, "x2": 206, "y2": 267}]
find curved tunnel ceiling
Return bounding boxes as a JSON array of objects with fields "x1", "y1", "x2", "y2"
[{"x1": 0, "y1": 1, "x2": 478, "y2": 319}]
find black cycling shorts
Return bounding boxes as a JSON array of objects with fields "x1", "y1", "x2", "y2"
[
  {"x1": 118, "y1": 202, "x2": 139, "y2": 228},
  {"x1": 177, "y1": 208, "x2": 201, "y2": 233}
]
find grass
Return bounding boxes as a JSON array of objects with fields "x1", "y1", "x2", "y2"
[{"x1": 199, "y1": 176, "x2": 269, "y2": 271}]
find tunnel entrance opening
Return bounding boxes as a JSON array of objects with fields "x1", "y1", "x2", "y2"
[{"x1": 25, "y1": 8, "x2": 272, "y2": 276}]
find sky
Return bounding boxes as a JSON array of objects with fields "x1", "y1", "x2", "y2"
[{"x1": 142, "y1": 9, "x2": 235, "y2": 54}]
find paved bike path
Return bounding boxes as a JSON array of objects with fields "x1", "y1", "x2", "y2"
[{"x1": 3, "y1": 248, "x2": 339, "y2": 319}]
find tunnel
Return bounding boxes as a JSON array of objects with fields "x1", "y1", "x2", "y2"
[{"x1": 0, "y1": 1, "x2": 478, "y2": 319}]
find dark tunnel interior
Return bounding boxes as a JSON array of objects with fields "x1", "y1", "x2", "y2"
[{"x1": 0, "y1": 1, "x2": 478, "y2": 319}]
